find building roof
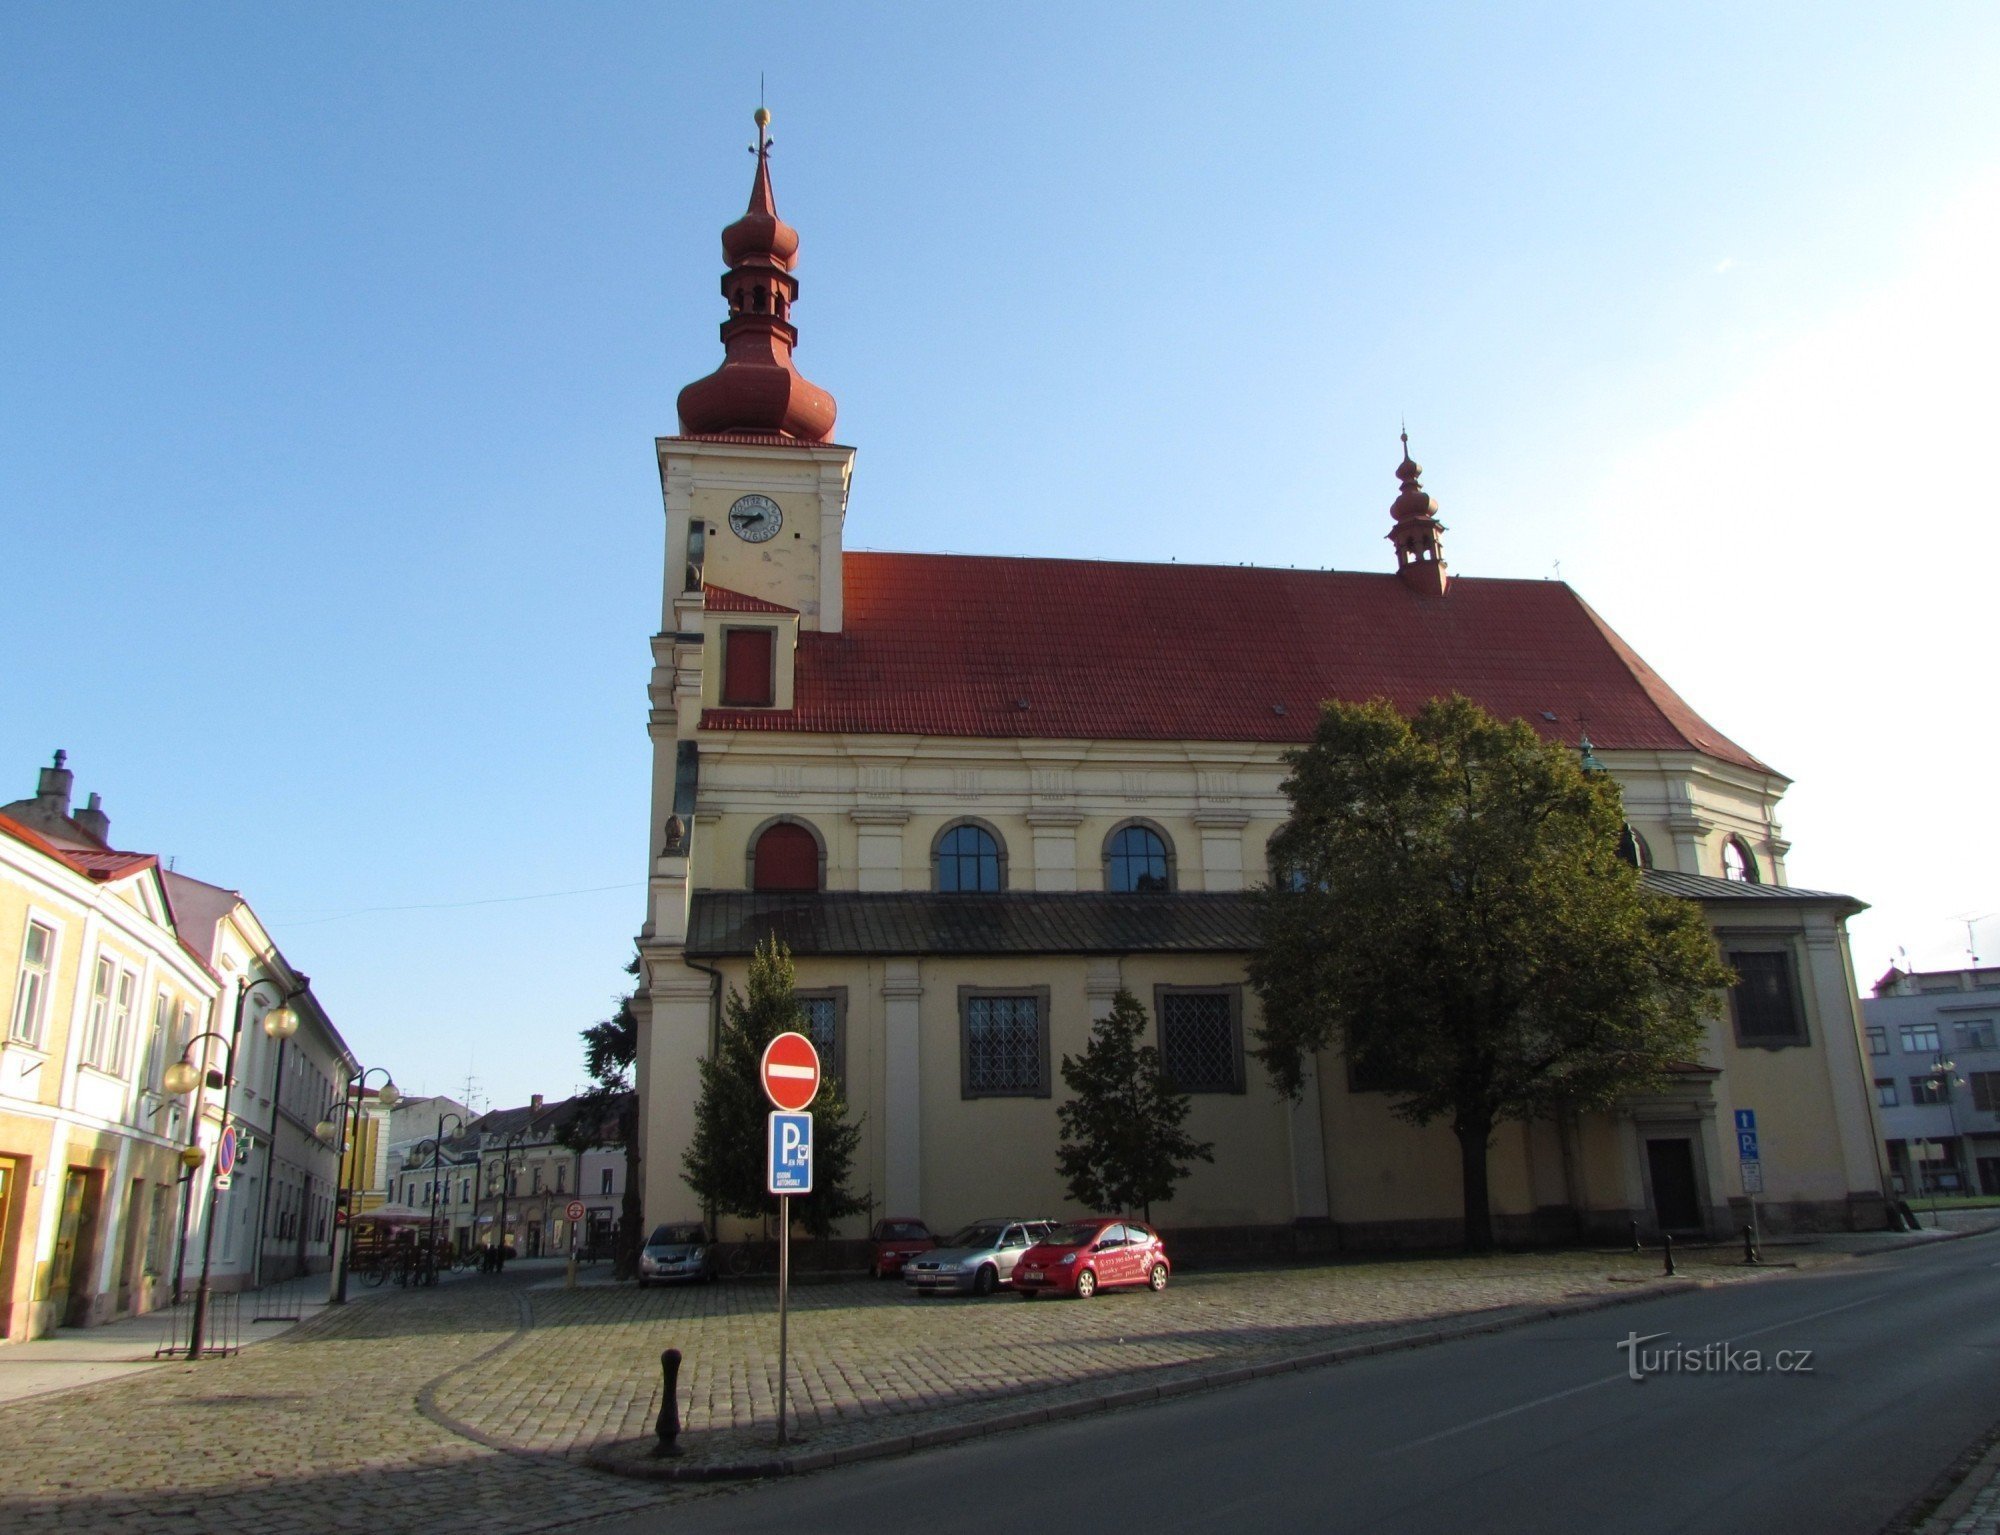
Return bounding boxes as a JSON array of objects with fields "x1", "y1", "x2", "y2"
[
  {"x1": 0, "y1": 813, "x2": 156, "y2": 883},
  {"x1": 689, "y1": 870, "x2": 1857, "y2": 958},
  {"x1": 699, "y1": 553, "x2": 1770, "y2": 773},
  {"x1": 704, "y1": 583, "x2": 798, "y2": 615}
]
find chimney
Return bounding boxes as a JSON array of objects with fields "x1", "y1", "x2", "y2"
[
  {"x1": 35, "y1": 750, "x2": 73, "y2": 818},
  {"x1": 529, "y1": 1093, "x2": 544, "y2": 1116},
  {"x1": 72, "y1": 791, "x2": 110, "y2": 847}
]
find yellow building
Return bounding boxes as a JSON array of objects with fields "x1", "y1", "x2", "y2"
[
  {"x1": 632, "y1": 119, "x2": 1887, "y2": 1252},
  {"x1": 1, "y1": 756, "x2": 221, "y2": 1337}
]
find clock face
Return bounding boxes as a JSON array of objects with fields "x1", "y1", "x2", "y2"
[{"x1": 728, "y1": 494, "x2": 783, "y2": 543}]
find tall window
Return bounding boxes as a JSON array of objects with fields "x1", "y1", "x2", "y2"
[
  {"x1": 600, "y1": 1168, "x2": 614, "y2": 1195},
  {"x1": 797, "y1": 989, "x2": 846, "y2": 1083},
  {"x1": 1876, "y1": 1078, "x2": 1899, "y2": 1108},
  {"x1": 1910, "y1": 1075, "x2": 1949, "y2": 1106},
  {"x1": 80, "y1": 955, "x2": 114, "y2": 1066},
  {"x1": 143, "y1": 993, "x2": 170, "y2": 1093},
  {"x1": 1722, "y1": 836, "x2": 1760, "y2": 884},
  {"x1": 1157, "y1": 986, "x2": 1244, "y2": 1093},
  {"x1": 1105, "y1": 824, "x2": 1173, "y2": 892},
  {"x1": 934, "y1": 823, "x2": 1005, "y2": 892},
  {"x1": 1728, "y1": 949, "x2": 1807, "y2": 1047},
  {"x1": 959, "y1": 987, "x2": 1050, "y2": 1097},
  {"x1": 1617, "y1": 826, "x2": 1653, "y2": 869},
  {"x1": 1865, "y1": 1026, "x2": 1888, "y2": 1056},
  {"x1": 752, "y1": 821, "x2": 821, "y2": 892},
  {"x1": 8, "y1": 920, "x2": 53, "y2": 1046},
  {"x1": 1971, "y1": 1072, "x2": 2000, "y2": 1112},
  {"x1": 721, "y1": 627, "x2": 776, "y2": 707},
  {"x1": 108, "y1": 969, "x2": 135, "y2": 1076}
]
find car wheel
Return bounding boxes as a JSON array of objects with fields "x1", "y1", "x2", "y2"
[
  {"x1": 973, "y1": 1265, "x2": 998, "y2": 1297},
  {"x1": 1149, "y1": 1262, "x2": 1168, "y2": 1292},
  {"x1": 1074, "y1": 1269, "x2": 1097, "y2": 1299}
]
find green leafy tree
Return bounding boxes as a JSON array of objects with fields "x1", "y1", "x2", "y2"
[
  {"x1": 680, "y1": 937, "x2": 866, "y2": 1240},
  {"x1": 1249, "y1": 695, "x2": 1734, "y2": 1252},
  {"x1": 1055, "y1": 988, "x2": 1215, "y2": 1221},
  {"x1": 559, "y1": 956, "x2": 644, "y2": 1277}
]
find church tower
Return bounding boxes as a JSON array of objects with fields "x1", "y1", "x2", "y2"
[{"x1": 1387, "y1": 431, "x2": 1449, "y2": 596}]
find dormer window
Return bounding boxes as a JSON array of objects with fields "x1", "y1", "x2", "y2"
[{"x1": 721, "y1": 627, "x2": 776, "y2": 707}]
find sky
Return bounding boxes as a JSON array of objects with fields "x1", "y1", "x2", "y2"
[{"x1": 4, "y1": 4, "x2": 1997, "y2": 1111}]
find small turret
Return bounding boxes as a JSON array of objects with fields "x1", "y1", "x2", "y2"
[{"x1": 1388, "y1": 430, "x2": 1449, "y2": 596}]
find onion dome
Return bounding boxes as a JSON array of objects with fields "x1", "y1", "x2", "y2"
[
  {"x1": 676, "y1": 108, "x2": 838, "y2": 442},
  {"x1": 1386, "y1": 429, "x2": 1450, "y2": 595}
]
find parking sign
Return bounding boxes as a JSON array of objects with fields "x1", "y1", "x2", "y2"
[{"x1": 767, "y1": 1111, "x2": 813, "y2": 1196}]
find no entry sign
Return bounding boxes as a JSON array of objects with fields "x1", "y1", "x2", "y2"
[{"x1": 760, "y1": 1031, "x2": 821, "y2": 1112}]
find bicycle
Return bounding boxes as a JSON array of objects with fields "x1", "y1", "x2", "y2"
[{"x1": 725, "y1": 1239, "x2": 779, "y2": 1278}]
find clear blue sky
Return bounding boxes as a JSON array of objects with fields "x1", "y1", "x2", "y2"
[{"x1": 5, "y1": 5, "x2": 1996, "y2": 1110}]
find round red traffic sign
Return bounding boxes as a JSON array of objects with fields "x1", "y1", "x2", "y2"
[
  {"x1": 760, "y1": 1031, "x2": 821, "y2": 1112},
  {"x1": 564, "y1": 1200, "x2": 585, "y2": 1222}
]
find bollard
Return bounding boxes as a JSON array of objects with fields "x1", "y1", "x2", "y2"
[
  {"x1": 1629, "y1": 1219, "x2": 1641, "y2": 1252},
  {"x1": 1662, "y1": 1232, "x2": 1676, "y2": 1277},
  {"x1": 1742, "y1": 1223, "x2": 1759, "y2": 1265},
  {"x1": 566, "y1": 1253, "x2": 578, "y2": 1290},
  {"x1": 655, "y1": 1348, "x2": 683, "y2": 1456}
]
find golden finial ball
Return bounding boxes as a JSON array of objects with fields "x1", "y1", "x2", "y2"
[{"x1": 754, "y1": 107, "x2": 770, "y2": 128}]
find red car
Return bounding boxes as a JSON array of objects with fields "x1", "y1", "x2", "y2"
[
  {"x1": 869, "y1": 1217, "x2": 936, "y2": 1279},
  {"x1": 1012, "y1": 1218, "x2": 1170, "y2": 1299}
]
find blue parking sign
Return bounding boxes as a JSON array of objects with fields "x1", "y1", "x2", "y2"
[
  {"x1": 1734, "y1": 1109, "x2": 1756, "y2": 1133},
  {"x1": 767, "y1": 1111, "x2": 813, "y2": 1195}
]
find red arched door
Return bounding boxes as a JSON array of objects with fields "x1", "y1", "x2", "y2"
[{"x1": 753, "y1": 823, "x2": 819, "y2": 891}]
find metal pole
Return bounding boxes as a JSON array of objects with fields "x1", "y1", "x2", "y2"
[
  {"x1": 189, "y1": 983, "x2": 253, "y2": 1360},
  {"x1": 776, "y1": 1192, "x2": 790, "y2": 1446},
  {"x1": 332, "y1": 1074, "x2": 363, "y2": 1303}
]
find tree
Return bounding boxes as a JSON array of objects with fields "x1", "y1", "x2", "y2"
[
  {"x1": 1248, "y1": 695, "x2": 1734, "y2": 1252},
  {"x1": 1055, "y1": 988, "x2": 1214, "y2": 1222},
  {"x1": 680, "y1": 937, "x2": 866, "y2": 1240},
  {"x1": 559, "y1": 956, "x2": 644, "y2": 1278}
]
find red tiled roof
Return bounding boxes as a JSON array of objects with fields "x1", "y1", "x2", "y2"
[
  {"x1": 704, "y1": 583, "x2": 799, "y2": 615},
  {"x1": 0, "y1": 813, "x2": 155, "y2": 880},
  {"x1": 699, "y1": 553, "x2": 1770, "y2": 773}
]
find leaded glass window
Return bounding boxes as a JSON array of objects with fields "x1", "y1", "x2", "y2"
[
  {"x1": 1158, "y1": 988, "x2": 1242, "y2": 1093},
  {"x1": 797, "y1": 990, "x2": 844, "y2": 1084},
  {"x1": 961, "y1": 991, "x2": 1047, "y2": 1096}
]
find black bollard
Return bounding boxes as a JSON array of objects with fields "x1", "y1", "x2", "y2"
[
  {"x1": 1662, "y1": 1232, "x2": 1677, "y2": 1277},
  {"x1": 1629, "y1": 1219, "x2": 1641, "y2": 1252},
  {"x1": 655, "y1": 1348, "x2": 683, "y2": 1456},
  {"x1": 1742, "y1": 1224, "x2": 1759, "y2": 1265}
]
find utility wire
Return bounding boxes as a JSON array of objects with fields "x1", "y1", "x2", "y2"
[{"x1": 266, "y1": 880, "x2": 645, "y2": 928}]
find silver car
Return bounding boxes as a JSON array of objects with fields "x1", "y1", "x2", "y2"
[{"x1": 903, "y1": 1219, "x2": 1055, "y2": 1296}]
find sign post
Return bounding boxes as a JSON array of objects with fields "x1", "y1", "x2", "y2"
[
  {"x1": 760, "y1": 1032, "x2": 820, "y2": 1447},
  {"x1": 1735, "y1": 1108, "x2": 1761, "y2": 1252}
]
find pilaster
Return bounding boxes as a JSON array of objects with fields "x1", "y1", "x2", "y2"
[{"x1": 882, "y1": 961, "x2": 924, "y2": 1216}]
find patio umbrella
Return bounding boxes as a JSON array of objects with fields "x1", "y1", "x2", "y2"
[{"x1": 349, "y1": 1202, "x2": 432, "y2": 1225}]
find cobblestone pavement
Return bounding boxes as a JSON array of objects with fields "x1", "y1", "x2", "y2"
[{"x1": 0, "y1": 1242, "x2": 1869, "y2": 1534}]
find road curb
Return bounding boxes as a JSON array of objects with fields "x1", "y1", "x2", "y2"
[{"x1": 577, "y1": 1276, "x2": 1714, "y2": 1484}]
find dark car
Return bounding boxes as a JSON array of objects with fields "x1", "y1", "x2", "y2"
[
  {"x1": 1011, "y1": 1218, "x2": 1170, "y2": 1299},
  {"x1": 637, "y1": 1223, "x2": 714, "y2": 1286},
  {"x1": 869, "y1": 1217, "x2": 936, "y2": 1279}
]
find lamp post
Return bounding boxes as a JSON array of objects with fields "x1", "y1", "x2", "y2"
[
  {"x1": 420, "y1": 1112, "x2": 465, "y2": 1279},
  {"x1": 162, "y1": 975, "x2": 303, "y2": 1360},
  {"x1": 314, "y1": 1065, "x2": 400, "y2": 1303},
  {"x1": 1933, "y1": 1055, "x2": 1967, "y2": 1217}
]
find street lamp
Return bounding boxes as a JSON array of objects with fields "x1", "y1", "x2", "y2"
[
  {"x1": 1931, "y1": 1055, "x2": 1968, "y2": 1222},
  {"x1": 163, "y1": 977, "x2": 303, "y2": 1360},
  {"x1": 419, "y1": 1112, "x2": 465, "y2": 1279},
  {"x1": 315, "y1": 1065, "x2": 400, "y2": 1303}
]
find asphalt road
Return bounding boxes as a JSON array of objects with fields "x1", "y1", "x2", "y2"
[{"x1": 579, "y1": 1229, "x2": 2000, "y2": 1535}]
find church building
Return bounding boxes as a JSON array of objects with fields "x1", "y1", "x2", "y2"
[{"x1": 632, "y1": 113, "x2": 1888, "y2": 1252}]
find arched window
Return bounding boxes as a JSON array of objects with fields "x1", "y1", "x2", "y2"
[
  {"x1": 1105, "y1": 823, "x2": 1174, "y2": 892},
  {"x1": 752, "y1": 820, "x2": 822, "y2": 892},
  {"x1": 933, "y1": 822, "x2": 1005, "y2": 892},
  {"x1": 1618, "y1": 826, "x2": 1653, "y2": 869},
  {"x1": 1722, "y1": 836, "x2": 1760, "y2": 885}
]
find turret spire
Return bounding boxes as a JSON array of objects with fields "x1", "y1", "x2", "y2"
[
  {"x1": 675, "y1": 107, "x2": 838, "y2": 442},
  {"x1": 1387, "y1": 430, "x2": 1449, "y2": 596}
]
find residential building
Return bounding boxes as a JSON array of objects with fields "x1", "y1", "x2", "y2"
[
  {"x1": 471, "y1": 1095, "x2": 593, "y2": 1257},
  {"x1": 632, "y1": 118, "x2": 1888, "y2": 1252},
  {"x1": 1, "y1": 756, "x2": 218, "y2": 1337},
  {"x1": 163, "y1": 871, "x2": 352, "y2": 1290},
  {"x1": 1865, "y1": 966, "x2": 2000, "y2": 1197}
]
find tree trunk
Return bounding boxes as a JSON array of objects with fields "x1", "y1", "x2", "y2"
[{"x1": 1455, "y1": 1113, "x2": 1496, "y2": 1253}]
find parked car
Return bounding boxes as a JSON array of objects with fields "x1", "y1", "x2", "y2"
[
  {"x1": 1011, "y1": 1219, "x2": 1170, "y2": 1299},
  {"x1": 637, "y1": 1223, "x2": 714, "y2": 1286},
  {"x1": 904, "y1": 1219, "x2": 1056, "y2": 1296},
  {"x1": 869, "y1": 1217, "x2": 936, "y2": 1279}
]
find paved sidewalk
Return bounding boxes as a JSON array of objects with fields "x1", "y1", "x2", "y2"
[{"x1": 0, "y1": 1228, "x2": 1981, "y2": 1535}]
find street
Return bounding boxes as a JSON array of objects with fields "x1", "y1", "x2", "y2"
[{"x1": 581, "y1": 1229, "x2": 2000, "y2": 1535}]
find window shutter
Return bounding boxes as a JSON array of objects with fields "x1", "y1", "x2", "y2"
[
  {"x1": 722, "y1": 628, "x2": 775, "y2": 706},
  {"x1": 753, "y1": 823, "x2": 820, "y2": 891}
]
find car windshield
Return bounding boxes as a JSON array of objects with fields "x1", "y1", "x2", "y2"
[
  {"x1": 879, "y1": 1222, "x2": 928, "y2": 1241},
  {"x1": 1037, "y1": 1222, "x2": 1106, "y2": 1248},
  {"x1": 944, "y1": 1225, "x2": 1006, "y2": 1250},
  {"x1": 647, "y1": 1225, "x2": 704, "y2": 1247}
]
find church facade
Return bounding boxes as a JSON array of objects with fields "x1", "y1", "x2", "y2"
[{"x1": 632, "y1": 114, "x2": 1888, "y2": 1252}]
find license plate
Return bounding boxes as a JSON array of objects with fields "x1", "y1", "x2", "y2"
[{"x1": 1022, "y1": 1269, "x2": 1043, "y2": 1281}]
